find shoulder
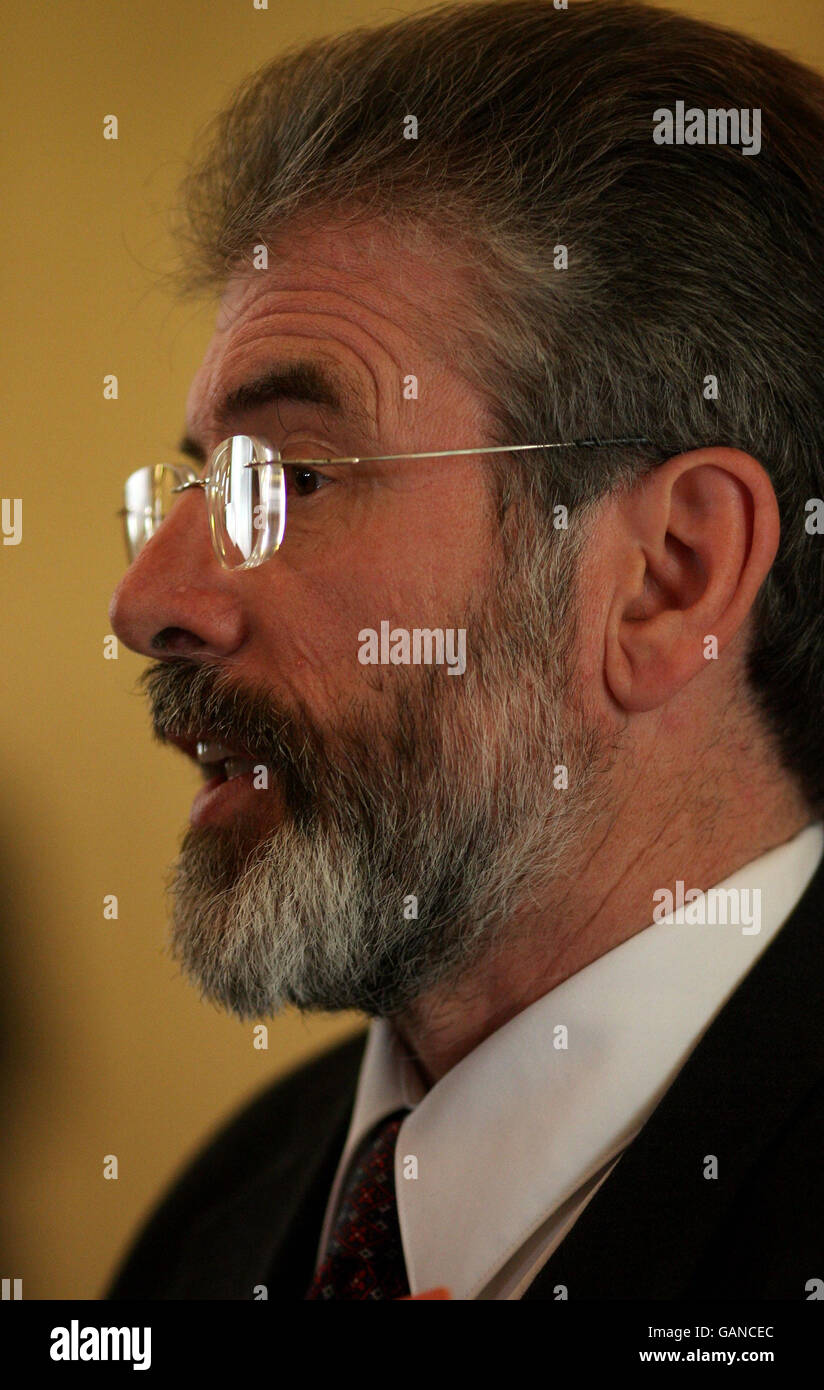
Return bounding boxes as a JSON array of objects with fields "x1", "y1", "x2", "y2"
[
  {"x1": 695, "y1": 1072, "x2": 824, "y2": 1298},
  {"x1": 105, "y1": 1029, "x2": 367, "y2": 1298},
  {"x1": 169, "y1": 1028, "x2": 368, "y2": 1187}
]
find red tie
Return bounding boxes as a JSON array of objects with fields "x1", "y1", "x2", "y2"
[{"x1": 306, "y1": 1110, "x2": 411, "y2": 1300}]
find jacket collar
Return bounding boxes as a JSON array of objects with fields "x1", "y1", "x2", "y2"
[{"x1": 523, "y1": 840, "x2": 824, "y2": 1299}]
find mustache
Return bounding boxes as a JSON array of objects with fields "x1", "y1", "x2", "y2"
[{"x1": 138, "y1": 659, "x2": 324, "y2": 811}]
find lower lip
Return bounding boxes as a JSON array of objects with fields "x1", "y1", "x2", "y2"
[{"x1": 190, "y1": 770, "x2": 269, "y2": 828}]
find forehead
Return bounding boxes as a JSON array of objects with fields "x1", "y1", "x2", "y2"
[{"x1": 184, "y1": 217, "x2": 469, "y2": 440}]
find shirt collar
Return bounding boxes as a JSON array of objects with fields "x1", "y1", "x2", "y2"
[{"x1": 320, "y1": 821, "x2": 824, "y2": 1299}]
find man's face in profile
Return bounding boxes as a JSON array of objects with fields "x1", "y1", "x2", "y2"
[{"x1": 108, "y1": 220, "x2": 607, "y2": 1021}]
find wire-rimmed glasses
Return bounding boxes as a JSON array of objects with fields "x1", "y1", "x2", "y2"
[{"x1": 119, "y1": 432, "x2": 651, "y2": 571}]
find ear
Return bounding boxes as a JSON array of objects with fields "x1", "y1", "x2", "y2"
[{"x1": 604, "y1": 448, "x2": 780, "y2": 713}]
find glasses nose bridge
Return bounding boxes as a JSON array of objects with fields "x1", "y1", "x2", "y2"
[
  {"x1": 122, "y1": 440, "x2": 288, "y2": 573},
  {"x1": 170, "y1": 475, "x2": 208, "y2": 498},
  {"x1": 138, "y1": 466, "x2": 214, "y2": 568}
]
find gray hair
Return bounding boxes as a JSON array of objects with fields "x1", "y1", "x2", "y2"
[{"x1": 172, "y1": 0, "x2": 824, "y2": 810}]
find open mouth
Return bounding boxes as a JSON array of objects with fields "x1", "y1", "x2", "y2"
[
  {"x1": 195, "y1": 739, "x2": 260, "y2": 784},
  {"x1": 161, "y1": 730, "x2": 277, "y2": 828}
]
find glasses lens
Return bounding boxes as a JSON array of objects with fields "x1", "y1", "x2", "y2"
[
  {"x1": 209, "y1": 435, "x2": 286, "y2": 568},
  {"x1": 121, "y1": 464, "x2": 191, "y2": 561}
]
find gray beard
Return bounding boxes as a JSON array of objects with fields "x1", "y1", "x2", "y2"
[{"x1": 162, "y1": 531, "x2": 608, "y2": 1020}]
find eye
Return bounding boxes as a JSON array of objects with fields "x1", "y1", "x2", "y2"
[{"x1": 283, "y1": 464, "x2": 332, "y2": 498}]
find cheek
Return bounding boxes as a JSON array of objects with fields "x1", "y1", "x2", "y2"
[
  {"x1": 364, "y1": 471, "x2": 493, "y2": 607},
  {"x1": 238, "y1": 541, "x2": 412, "y2": 719},
  {"x1": 239, "y1": 478, "x2": 492, "y2": 713}
]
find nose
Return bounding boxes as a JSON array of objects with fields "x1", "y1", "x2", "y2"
[{"x1": 108, "y1": 488, "x2": 246, "y2": 659}]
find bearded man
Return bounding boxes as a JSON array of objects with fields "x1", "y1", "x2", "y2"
[{"x1": 106, "y1": 0, "x2": 824, "y2": 1301}]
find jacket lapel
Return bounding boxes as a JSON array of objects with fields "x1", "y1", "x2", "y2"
[{"x1": 523, "y1": 848, "x2": 824, "y2": 1299}]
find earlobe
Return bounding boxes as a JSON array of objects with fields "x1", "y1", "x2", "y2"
[
  {"x1": 603, "y1": 449, "x2": 780, "y2": 716},
  {"x1": 604, "y1": 615, "x2": 637, "y2": 711},
  {"x1": 606, "y1": 604, "x2": 690, "y2": 713}
]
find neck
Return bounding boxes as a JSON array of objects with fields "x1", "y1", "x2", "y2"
[{"x1": 392, "y1": 759, "x2": 812, "y2": 1087}]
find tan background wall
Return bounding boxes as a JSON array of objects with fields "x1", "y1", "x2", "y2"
[{"x1": 1, "y1": 0, "x2": 822, "y2": 1300}]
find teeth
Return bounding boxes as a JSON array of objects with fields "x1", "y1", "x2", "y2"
[
  {"x1": 196, "y1": 739, "x2": 237, "y2": 765},
  {"x1": 200, "y1": 762, "x2": 226, "y2": 784},
  {"x1": 224, "y1": 757, "x2": 256, "y2": 780},
  {"x1": 192, "y1": 740, "x2": 260, "y2": 783}
]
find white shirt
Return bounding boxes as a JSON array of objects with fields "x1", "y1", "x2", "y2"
[{"x1": 316, "y1": 821, "x2": 824, "y2": 1299}]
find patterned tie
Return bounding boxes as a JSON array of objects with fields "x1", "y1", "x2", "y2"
[{"x1": 305, "y1": 1109, "x2": 411, "y2": 1299}]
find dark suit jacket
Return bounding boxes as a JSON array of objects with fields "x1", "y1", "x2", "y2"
[{"x1": 106, "y1": 848, "x2": 824, "y2": 1300}]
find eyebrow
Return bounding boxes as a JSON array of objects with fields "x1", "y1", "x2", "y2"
[{"x1": 178, "y1": 359, "x2": 376, "y2": 463}]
